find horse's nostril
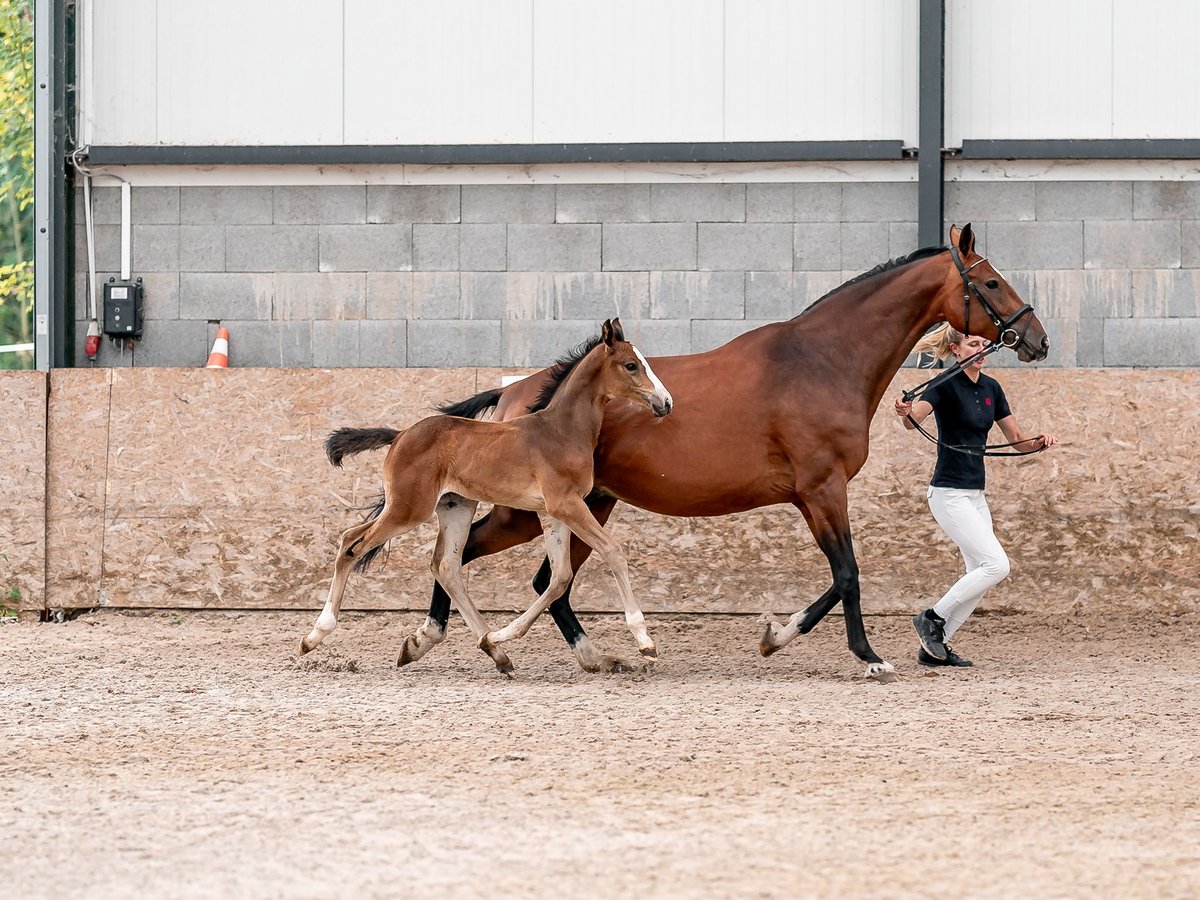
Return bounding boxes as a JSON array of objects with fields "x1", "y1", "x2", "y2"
[{"x1": 1041, "y1": 336, "x2": 1050, "y2": 349}]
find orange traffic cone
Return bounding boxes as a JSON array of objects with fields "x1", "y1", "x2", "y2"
[{"x1": 206, "y1": 327, "x2": 229, "y2": 368}]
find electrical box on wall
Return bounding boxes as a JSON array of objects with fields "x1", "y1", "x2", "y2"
[{"x1": 102, "y1": 277, "x2": 144, "y2": 339}]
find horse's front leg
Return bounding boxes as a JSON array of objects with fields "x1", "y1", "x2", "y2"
[
  {"x1": 533, "y1": 491, "x2": 637, "y2": 673},
  {"x1": 402, "y1": 504, "x2": 543, "y2": 668},
  {"x1": 760, "y1": 488, "x2": 893, "y2": 678},
  {"x1": 550, "y1": 496, "x2": 657, "y2": 660}
]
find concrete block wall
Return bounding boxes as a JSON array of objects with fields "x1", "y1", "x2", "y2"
[{"x1": 73, "y1": 179, "x2": 1197, "y2": 368}]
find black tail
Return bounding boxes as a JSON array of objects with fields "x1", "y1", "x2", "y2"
[
  {"x1": 353, "y1": 493, "x2": 389, "y2": 574},
  {"x1": 325, "y1": 427, "x2": 400, "y2": 467},
  {"x1": 437, "y1": 387, "x2": 503, "y2": 420}
]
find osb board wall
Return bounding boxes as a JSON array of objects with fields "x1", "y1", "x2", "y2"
[
  {"x1": 0, "y1": 373, "x2": 46, "y2": 614},
  {"x1": 30, "y1": 368, "x2": 1200, "y2": 616}
]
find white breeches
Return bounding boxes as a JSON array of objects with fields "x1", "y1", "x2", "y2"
[{"x1": 928, "y1": 486, "x2": 1010, "y2": 640}]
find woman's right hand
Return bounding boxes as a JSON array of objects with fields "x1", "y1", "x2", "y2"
[{"x1": 894, "y1": 397, "x2": 912, "y2": 418}]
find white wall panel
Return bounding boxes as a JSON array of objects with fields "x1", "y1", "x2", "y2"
[
  {"x1": 345, "y1": 0, "x2": 533, "y2": 144},
  {"x1": 532, "y1": 0, "x2": 725, "y2": 143},
  {"x1": 949, "y1": 0, "x2": 1200, "y2": 143},
  {"x1": 726, "y1": 0, "x2": 917, "y2": 144},
  {"x1": 85, "y1": 0, "x2": 158, "y2": 145},
  {"x1": 948, "y1": 0, "x2": 1113, "y2": 143},
  {"x1": 1112, "y1": 0, "x2": 1200, "y2": 138},
  {"x1": 155, "y1": 0, "x2": 344, "y2": 144}
]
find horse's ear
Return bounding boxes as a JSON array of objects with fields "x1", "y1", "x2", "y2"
[
  {"x1": 600, "y1": 319, "x2": 615, "y2": 347},
  {"x1": 610, "y1": 317, "x2": 625, "y2": 343},
  {"x1": 957, "y1": 223, "x2": 975, "y2": 255}
]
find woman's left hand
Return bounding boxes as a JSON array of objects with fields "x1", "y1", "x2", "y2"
[{"x1": 1035, "y1": 433, "x2": 1057, "y2": 448}]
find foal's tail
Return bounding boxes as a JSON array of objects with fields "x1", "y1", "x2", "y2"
[{"x1": 325, "y1": 426, "x2": 401, "y2": 467}]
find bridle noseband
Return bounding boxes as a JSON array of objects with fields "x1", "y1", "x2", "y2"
[{"x1": 950, "y1": 244, "x2": 1035, "y2": 352}]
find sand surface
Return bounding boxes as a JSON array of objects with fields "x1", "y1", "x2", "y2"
[{"x1": 2, "y1": 609, "x2": 1198, "y2": 898}]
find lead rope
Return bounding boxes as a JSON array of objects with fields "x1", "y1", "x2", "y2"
[{"x1": 901, "y1": 347, "x2": 1047, "y2": 458}]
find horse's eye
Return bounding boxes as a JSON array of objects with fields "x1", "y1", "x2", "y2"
[
  {"x1": 985, "y1": 279, "x2": 999, "y2": 290},
  {"x1": 624, "y1": 362, "x2": 638, "y2": 372}
]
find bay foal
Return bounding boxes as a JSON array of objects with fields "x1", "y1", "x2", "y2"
[{"x1": 299, "y1": 319, "x2": 673, "y2": 674}]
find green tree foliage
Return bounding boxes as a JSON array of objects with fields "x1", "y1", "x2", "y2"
[{"x1": 0, "y1": 0, "x2": 34, "y2": 370}]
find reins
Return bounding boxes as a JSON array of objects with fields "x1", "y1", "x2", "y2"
[{"x1": 899, "y1": 245, "x2": 1046, "y2": 458}]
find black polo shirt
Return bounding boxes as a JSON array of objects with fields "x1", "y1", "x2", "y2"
[{"x1": 922, "y1": 370, "x2": 1011, "y2": 490}]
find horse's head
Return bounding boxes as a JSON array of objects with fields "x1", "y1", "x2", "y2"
[
  {"x1": 943, "y1": 224, "x2": 1049, "y2": 363},
  {"x1": 598, "y1": 318, "x2": 673, "y2": 418}
]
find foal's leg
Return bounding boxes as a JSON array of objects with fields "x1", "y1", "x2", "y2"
[
  {"x1": 408, "y1": 506, "x2": 544, "y2": 667},
  {"x1": 760, "y1": 484, "x2": 893, "y2": 677},
  {"x1": 428, "y1": 494, "x2": 515, "y2": 676},
  {"x1": 479, "y1": 518, "x2": 574, "y2": 653},
  {"x1": 300, "y1": 521, "x2": 374, "y2": 653},
  {"x1": 550, "y1": 496, "x2": 657, "y2": 660}
]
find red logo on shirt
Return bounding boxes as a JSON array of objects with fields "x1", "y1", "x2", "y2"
[{"x1": 985, "y1": 398, "x2": 992, "y2": 405}]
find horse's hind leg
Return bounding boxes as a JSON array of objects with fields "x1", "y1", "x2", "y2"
[
  {"x1": 760, "y1": 585, "x2": 838, "y2": 657},
  {"x1": 302, "y1": 491, "x2": 432, "y2": 655},
  {"x1": 480, "y1": 518, "x2": 574, "y2": 652},
  {"x1": 301, "y1": 520, "x2": 374, "y2": 653},
  {"x1": 761, "y1": 488, "x2": 893, "y2": 677},
  {"x1": 412, "y1": 505, "x2": 544, "y2": 667},
  {"x1": 428, "y1": 494, "x2": 514, "y2": 676}
]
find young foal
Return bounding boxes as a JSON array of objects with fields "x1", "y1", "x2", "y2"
[{"x1": 299, "y1": 319, "x2": 673, "y2": 674}]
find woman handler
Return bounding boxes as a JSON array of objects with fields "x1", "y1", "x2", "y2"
[{"x1": 893, "y1": 324, "x2": 1057, "y2": 667}]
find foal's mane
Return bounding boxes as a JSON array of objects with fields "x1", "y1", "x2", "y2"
[
  {"x1": 525, "y1": 334, "x2": 604, "y2": 414},
  {"x1": 796, "y1": 245, "x2": 946, "y2": 319}
]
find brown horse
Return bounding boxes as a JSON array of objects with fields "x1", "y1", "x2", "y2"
[
  {"x1": 405, "y1": 224, "x2": 1049, "y2": 677},
  {"x1": 300, "y1": 318, "x2": 673, "y2": 673}
]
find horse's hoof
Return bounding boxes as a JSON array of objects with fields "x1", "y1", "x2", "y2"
[
  {"x1": 863, "y1": 661, "x2": 897, "y2": 682},
  {"x1": 496, "y1": 658, "x2": 515, "y2": 677},
  {"x1": 638, "y1": 646, "x2": 658, "y2": 661},
  {"x1": 397, "y1": 638, "x2": 417, "y2": 668},
  {"x1": 759, "y1": 622, "x2": 782, "y2": 657},
  {"x1": 299, "y1": 637, "x2": 314, "y2": 655}
]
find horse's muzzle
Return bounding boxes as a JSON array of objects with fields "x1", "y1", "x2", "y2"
[
  {"x1": 1018, "y1": 334, "x2": 1050, "y2": 363},
  {"x1": 651, "y1": 397, "x2": 673, "y2": 418}
]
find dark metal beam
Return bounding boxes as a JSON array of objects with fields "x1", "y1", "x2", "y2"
[
  {"x1": 960, "y1": 139, "x2": 1200, "y2": 160},
  {"x1": 82, "y1": 140, "x2": 907, "y2": 167},
  {"x1": 917, "y1": 0, "x2": 945, "y2": 249}
]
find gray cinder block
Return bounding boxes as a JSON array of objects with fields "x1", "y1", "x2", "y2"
[
  {"x1": 179, "y1": 273, "x2": 272, "y2": 320},
  {"x1": 508, "y1": 225, "x2": 601, "y2": 272},
  {"x1": 699, "y1": 223, "x2": 792, "y2": 271},
  {"x1": 319, "y1": 225, "x2": 412, "y2": 273},
  {"x1": 557, "y1": 185, "x2": 650, "y2": 223},
  {"x1": 603, "y1": 223, "x2": 697, "y2": 271},
  {"x1": 463, "y1": 185, "x2": 554, "y2": 224},
  {"x1": 274, "y1": 273, "x2": 366, "y2": 321},
  {"x1": 408, "y1": 320, "x2": 501, "y2": 366},
  {"x1": 181, "y1": 186, "x2": 273, "y2": 225},
  {"x1": 274, "y1": 186, "x2": 366, "y2": 225},
  {"x1": 1084, "y1": 220, "x2": 1180, "y2": 269},
  {"x1": 368, "y1": 185, "x2": 461, "y2": 224},
  {"x1": 650, "y1": 184, "x2": 745, "y2": 223},
  {"x1": 226, "y1": 226, "x2": 319, "y2": 273}
]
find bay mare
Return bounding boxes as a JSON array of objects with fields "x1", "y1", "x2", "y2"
[
  {"x1": 301, "y1": 319, "x2": 673, "y2": 674},
  {"x1": 412, "y1": 225, "x2": 1050, "y2": 677}
]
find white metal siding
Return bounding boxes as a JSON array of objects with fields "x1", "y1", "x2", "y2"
[
  {"x1": 82, "y1": 0, "x2": 915, "y2": 147},
  {"x1": 345, "y1": 0, "x2": 534, "y2": 144},
  {"x1": 155, "y1": 0, "x2": 345, "y2": 145},
  {"x1": 948, "y1": 0, "x2": 1200, "y2": 143},
  {"x1": 725, "y1": 0, "x2": 917, "y2": 143}
]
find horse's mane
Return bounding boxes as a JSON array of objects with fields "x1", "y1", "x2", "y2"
[
  {"x1": 525, "y1": 334, "x2": 604, "y2": 414},
  {"x1": 796, "y1": 245, "x2": 947, "y2": 318}
]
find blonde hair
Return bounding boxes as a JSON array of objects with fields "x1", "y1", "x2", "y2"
[{"x1": 912, "y1": 323, "x2": 965, "y2": 361}]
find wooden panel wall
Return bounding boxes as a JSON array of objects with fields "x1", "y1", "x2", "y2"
[
  {"x1": 0, "y1": 373, "x2": 46, "y2": 616},
  {"x1": 4, "y1": 368, "x2": 1197, "y2": 617}
]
